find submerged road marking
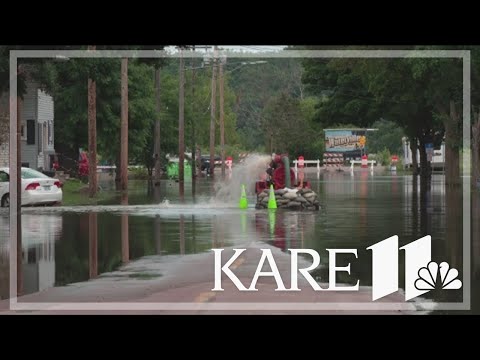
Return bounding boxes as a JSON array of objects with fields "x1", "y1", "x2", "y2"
[
  {"x1": 195, "y1": 256, "x2": 246, "y2": 302},
  {"x1": 194, "y1": 292, "x2": 216, "y2": 303},
  {"x1": 231, "y1": 257, "x2": 245, "y2": 270}
]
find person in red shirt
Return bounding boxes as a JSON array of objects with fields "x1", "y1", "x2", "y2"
[
  {"x1": 272, "y1": 154, "x2": 295, "y2": 190},
  {"x1": 78, "y1": 151, "x2": 89, "y2": 177}
]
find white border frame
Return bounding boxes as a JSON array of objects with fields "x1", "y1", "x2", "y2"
[{"x1": 9, "y1": 49, "x2": 471, "y2": 311}]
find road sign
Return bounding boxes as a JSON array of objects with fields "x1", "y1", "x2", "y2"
[
  {"x1": 226, "y1": 156, "x2": 233, "y2": 170},
  {"x1": 425, "y1": 143, "x2": 434, "y2": 162},
  {"x1": 298, "y1": 156, "x2": 305, "y2": 168},
  {"x1": 361, "y1": 154, "x2": 368, "y2": 168},
  {"x1": 359, "y1": 136, "x2": 366, "y2": 147}
]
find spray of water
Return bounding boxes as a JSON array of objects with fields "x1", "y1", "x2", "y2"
[{"x1": 212, "y1": 153, "x2": 272, "y2": 205}]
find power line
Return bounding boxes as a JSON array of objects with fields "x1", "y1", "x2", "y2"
[{"x1": 303, "y1": 86, "x2": 425, "y2": 105}]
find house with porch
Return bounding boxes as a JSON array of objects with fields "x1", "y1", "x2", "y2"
[{"x1": 0, "y1": 81, "x2": 56, "y2": 171}]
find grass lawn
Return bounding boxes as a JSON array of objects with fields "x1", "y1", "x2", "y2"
[{"x1": 61, "y1": 178, "x2": 117, "y2": 206}]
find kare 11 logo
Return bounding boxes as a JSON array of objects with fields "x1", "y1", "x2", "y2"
[{"x1": 212, "y1": 235, "x2": 462, "y2": 301}]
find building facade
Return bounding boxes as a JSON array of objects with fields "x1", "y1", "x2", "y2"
[{"x1": 0, "y1": 81, "x2": 56, "y2": 170}]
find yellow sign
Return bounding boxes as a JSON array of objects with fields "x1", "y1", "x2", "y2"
[{"x1": 358, "y1": 136, "x2": 366, "y2": 147}]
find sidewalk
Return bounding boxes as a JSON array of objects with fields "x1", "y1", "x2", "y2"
[{"x1": 0, "y1": 244, "x2": 432, "y2": 315}]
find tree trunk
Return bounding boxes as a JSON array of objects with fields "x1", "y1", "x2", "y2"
[
  {"x1": 154, "y1": 68, "x2": 161, "y2": 186},
  {"x1": 87, "y1": 45, "x2": 97, "y2": 198},
  {"x1": 191, "y1": 58, "x2": 197, "y2": 181},
  {"x1": 418, "y1": 135, "x2": 431, "y2": 181},
  {"x1": 444, "y1": 101, "x2": 461, "y2": 186},
  {"x1": 410, "y1": 138, "x2": 419, "y2": 176},
  {"x1": 219, "y1": 57, "x2": 225, "y2": 179},
  {"x1": 178, "y1": 51, "x2": 185, "y2": 200},
  {"x1": 120, "y1": 58, "x2": 129, "y2": 191},
  {"x1": 209, "y1": 51, "x2": 217, "y2": 178}
]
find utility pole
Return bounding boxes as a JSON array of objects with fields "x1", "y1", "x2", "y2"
[
  {"x1": 191, "y1": 46, "x2": 196, "y2": 183},
  {"x1": 209, "y1": 46, "x2": 218, "y2": 178},
  {"x1": 154, "y1": 67, "x2": 161, "y2": 186},
  {"x1": 87, "y1": 45, "x2": 97, "y2": 198},
  {"x1": 219, "y1": 54, "x2": 226, "y2": 178},
  {"x1": 193, "y1": 45, "x2": 212, "y2": 179},
  {"x1": 178, "y1": 48, "x2": 185, "y2": 200},
  {"x1": 120, "y1": 57, "x2": 129, "y2": 191}
]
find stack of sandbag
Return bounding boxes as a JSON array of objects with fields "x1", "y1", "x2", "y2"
[{"x1": 255, "y1": 188, "x2": 320, "y2": 210}]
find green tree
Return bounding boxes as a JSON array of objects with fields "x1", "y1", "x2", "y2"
[
  {"x1": 227, "y1": 58, "x2": 304, "y2": 150},
  {"x1": 44, "y1": 58, "x2": 157, "y2": 172},
  {"x1": 0, "y1": 45, "x2": 168, "y2": 172},
  {"x1": 262, "y1": 92, "x2": 319, "y2": 158},
  {"x1": 301, "y1": 50, "x2": 451, "y2": 179},
  {"x1": 149, "y1": 60, "x2": 239, "y2": 159},
  {"x1": 367, "y1": 119, "x2": 405, "y2": 155},
  {"x1": 302, "y1": 54, "x2": 383, "y2": 129}
]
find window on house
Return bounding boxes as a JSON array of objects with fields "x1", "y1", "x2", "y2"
[
  {"x1": 48, "y1": 121, "x2": 53, "y2": 146},
  {"x1": 26, "y1": 119, "x2": 35, "y2": 145}
]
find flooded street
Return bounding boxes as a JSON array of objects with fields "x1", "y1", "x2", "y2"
[{"x1": 0, "y1": 171, "x2": 477, "y2": 314}]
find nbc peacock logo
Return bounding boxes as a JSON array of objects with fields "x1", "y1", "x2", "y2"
[
  {"x1": 367, "y1": 235, "x2": 463, "y2": 301},
  {"x1": 414, "y1": 261, "x2": 462, "y2": 291}
]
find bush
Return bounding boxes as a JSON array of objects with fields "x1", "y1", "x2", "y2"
[
  {"x1": 129, "y1": 166, "x2": 150, "y2": 180},
  {"x1": 368, "y1": 119, "x2": 405, "y2": 154},
  {"x1": 377, "y1": 148, "x2": 392, "y2": 166},
  {"x1": 394, "y1": 157, "x2": 404, "y2": 170}
]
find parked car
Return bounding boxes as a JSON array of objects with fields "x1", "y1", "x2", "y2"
[
  {"x1": 0, "y1": 167, "x2": 63, "y2": 207},
  {"x1": 200, "y1": 155, "x2": 222, "y2": 172}
]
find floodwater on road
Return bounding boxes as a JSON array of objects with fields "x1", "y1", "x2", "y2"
[{"x1": 0, "y1": 170, "x2": 478, "y2": 314}]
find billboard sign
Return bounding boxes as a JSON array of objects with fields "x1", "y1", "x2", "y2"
[{"x1": 325, "y1": 129, "x2": 368, "y2": 154}]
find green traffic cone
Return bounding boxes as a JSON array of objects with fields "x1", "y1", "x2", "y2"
[
  {"x1": 268, "y1": 184, "x2": 277, "y2": 209},
  {"x1": 239, "y1": 184, "x2": 248, "y2": 209}
]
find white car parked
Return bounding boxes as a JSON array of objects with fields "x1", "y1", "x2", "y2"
[{"x1": 0, "y1": 167, "x2": 63, "y2": 207}]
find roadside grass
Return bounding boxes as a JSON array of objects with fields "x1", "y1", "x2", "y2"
[{"x1": 61, "y1": 178, "x2": 117, "y2": 206}]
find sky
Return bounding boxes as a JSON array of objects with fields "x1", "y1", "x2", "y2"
[{"x1": 164, "y1": 45, "x2": 287, "y2": 54}]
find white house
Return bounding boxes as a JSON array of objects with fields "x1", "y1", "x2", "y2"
[
  {"x1": 0, "y1": 95, "x2": 8, "y2": 167},
  {"x1": 0, "y1": 81, "x2": 56, "y2": 171}
]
